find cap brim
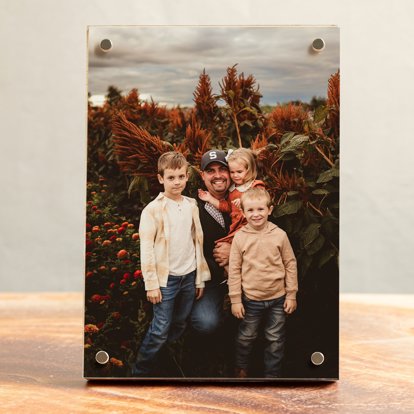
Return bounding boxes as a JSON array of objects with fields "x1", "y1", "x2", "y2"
[{"x1": 201, "y1": 160, "x2": 228, "y2": 171}]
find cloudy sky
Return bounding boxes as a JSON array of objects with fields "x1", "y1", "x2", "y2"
[{"x1": 88, "y1": 26, "x2": 339, "y2": 107}]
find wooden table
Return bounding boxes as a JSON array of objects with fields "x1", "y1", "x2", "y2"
[{"x1": 0, "y1": 293, "x2": 413, "y2": 413}]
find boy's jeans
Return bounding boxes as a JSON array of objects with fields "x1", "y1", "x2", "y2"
[
  {"x1": 235, "y1": 295, "x2": 286, "y2": 378},
  {"x1": 133, "y1": 270, "x2": 196, "y2": 376}
]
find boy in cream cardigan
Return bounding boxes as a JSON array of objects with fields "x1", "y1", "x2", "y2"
[
  {"x1": 228, "y1": 187, "x2": 298, "y2": 378},
  {"x1": 132, "y1": 152, "x2": 210, "y2": 377}
]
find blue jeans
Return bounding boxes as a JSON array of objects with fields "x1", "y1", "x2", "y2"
[
  {"x1": 190, "y1": 281, "x2": 228, "y2": 334},
  {"x1": 133, "y1": 271, "x2": 196, "y2": 376},
  {"x1": 235, "y1": 295, "x2": 286, "y2": 378}
]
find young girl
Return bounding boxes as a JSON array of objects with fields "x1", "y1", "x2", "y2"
[{"x1": 198, "y1": 148, "x2": 265, "y2": 245}]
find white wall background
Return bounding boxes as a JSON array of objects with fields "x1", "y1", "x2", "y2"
[{"x1": 1, "y1": 0, "x2": 413, "y2": 292}]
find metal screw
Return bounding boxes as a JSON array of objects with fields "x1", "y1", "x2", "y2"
[
  {"x1": 312, "y1": 38, "x2": 325, "y2": 52},
  {"x1": 100, "y1": 39, "x2": 113, "y2": 52},
  {"x1": 311, "y1": 351, "x2": 325, "y2": 366},
  {"x1": 95, "y1": 350, "x2": 110, "y2": 365}
]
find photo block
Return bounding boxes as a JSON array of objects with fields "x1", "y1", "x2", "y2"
[{"x1": 84, "y1": 25, "x2": 339, "y2": 381}]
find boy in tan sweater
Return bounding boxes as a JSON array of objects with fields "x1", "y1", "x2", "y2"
[{"x1": 228, "y1": 187, "x2": 298, "y2": 378}]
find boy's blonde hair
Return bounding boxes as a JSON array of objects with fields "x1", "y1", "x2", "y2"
[
  {"x1": 157, "y1": 151, "x2": 188, "y2": 176},
  {"x1": 240, "y1": 187, "x2": 272, "y2": 211},
  {"x1": 227, "y1": 148, "x2": 257, "y2": 183}
]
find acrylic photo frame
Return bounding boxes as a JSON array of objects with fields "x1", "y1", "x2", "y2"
[{"x1": 84, "y1": 25, "x2": 339, "y2": 381}]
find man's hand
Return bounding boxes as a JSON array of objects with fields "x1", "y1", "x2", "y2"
[
  {"x1": 284, "y1": 298, "x2": 297, "y2": 314},
  {"x1": 195, "y1": 287, "x2": 204, "y2": 300},
  {"x1": 146, "y1": 288, "x2": 162, "y2": 304},
  {"x1": 213, "y1": 241, "x2": 231, "y2": 267},
  {"x1": 231, "y1": 303, "x2": 245, "y2": 319}
]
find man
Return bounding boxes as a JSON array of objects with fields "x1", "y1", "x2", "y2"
[{"x1": 190, "y1": 149, "x2": 232, "y2": 334}]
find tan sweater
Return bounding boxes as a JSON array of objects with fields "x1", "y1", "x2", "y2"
[{"x1": 228, "y1": 222, "x2": 298, "y2": 304}]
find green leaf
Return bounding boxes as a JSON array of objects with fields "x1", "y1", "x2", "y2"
[
  {"x1": 318, "y1": 247, "x2": 337, "y2": 268},
  {"x1": 281, "y1": 132, "x2": 296, "y2": 145},
  {"x1": 312, "y1": 188, "x2": 329, "y2": 195},
  {"x1": 317, "y1": 167, "x2": 339, "y2": 183},
  {"x1": 313, "y1": 106, "x2": 328, "y2": 123},
  {"x1": 305, "y1": 234, "x2": 325, "y2": 255},
  {"x1": 240, "y1": 120, "x2": 254, "y2": 128},
  {"x1": 272, "y1": 200, "x2": 303, "y2": 218},
  {"x1": 302, "y1": 223, "x2": 321, "y2": 247},
  {"x1": 299, "y1": 252, "x2": 313, "y2": 277},
  {"x1": 280, "y1": 134, "x2": 309, "y2": 154}
]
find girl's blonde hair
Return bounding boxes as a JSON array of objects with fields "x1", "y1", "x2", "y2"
[{"x1": 227, "y1": 148, "x2": 257, "y2": 183}]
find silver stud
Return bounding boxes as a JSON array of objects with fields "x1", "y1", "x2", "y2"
[
  {"x1": 311, "y1": 351, "x2": 325, "y2": 366},
  {"x1": 100, "y1": 39, "x2": 113, "y2": 52},
  {"x1": 312, "y1": 38, "x2": 325, "y2": 52},
  {"x1": 95, "y1": 350, "x2": 110, "y2": 365}
]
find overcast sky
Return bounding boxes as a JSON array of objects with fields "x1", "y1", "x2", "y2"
[{"x1": 88, "y1": 26, "x2": 339, "y2": 107}]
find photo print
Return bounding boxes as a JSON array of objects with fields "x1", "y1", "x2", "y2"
[{"x1": 84, "y1": 25, "x2": 340, "y2": 381}]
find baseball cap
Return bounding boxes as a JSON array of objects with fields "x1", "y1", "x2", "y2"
[{"x1": 200, "y1": 150, "x2": 228, "y2": 171}]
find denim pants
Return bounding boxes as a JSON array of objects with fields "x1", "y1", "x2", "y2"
[
  {"x1": 235, "y1": 295, "x2": 286, "y2": 377},
  {"x1": 190, "y1": 281, "x2": 228, "y2": 335},
  {"x1": 133, "y1": 270, "x2": 196, "y2": 376}
]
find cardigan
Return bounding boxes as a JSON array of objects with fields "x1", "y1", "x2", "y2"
[{"x1": 139, "y1": 193, "x2": 211, "y2": 290}]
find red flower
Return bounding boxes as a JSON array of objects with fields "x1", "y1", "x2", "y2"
[
  {"x1": 92, "y1": 206, "x2": 98, "y2": 211},
  {"x1": 120, "y1": 279, "x2": 126, "y2": 285},
  {"x1": 85, "y1": 252, "x2": 92, "y2": 257},
  {"x1": 117, "y1": 227, "x2": 125, "y2": 234},
  {"x1": 133, "y1": 270, "x2": 143, "y2": 279},
  {"x1": 123, "y1": 272, "x2": 131, "y2": 280},
  {"x1": 110, "y1": 357, "x2": 123, "y2": 367},
  {"x1": 123, "y1": 259, "x2": 132, "y2": 264},
  {"x1": 117, "y1": 249, "x2": 128, "y2": 259},
  {"x1": 109, "y1": 282, "x2": 115, "y2": 289},
  {"x1": 86, "y1": 223, "x2": 92, "y2": 229},
  {"x1": 122, "y1": 221, "x2": 129, "y2": 227},
  {"x1": 91, "y1": 294, "x2": 101, "y2": 302},
  {"x1": 104, "y1": 222, "x2": 112, "y2": 228},
  {"x1": 85, "y1": 324, "x2": 99, "y2": 333},
  {"x1": 86, "y1": 271, "x2": 94, "y2": 278},
  {"x1": 132, "y1": 233, "x2": 139, "y2": 241},
  {"x1": 109, "y1": 235, "x2": 117, "y2": 241}
]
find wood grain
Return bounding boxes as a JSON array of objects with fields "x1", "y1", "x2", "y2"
[{"x1": 0, "y1": 293, "x2": 413, "y2": 413}]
